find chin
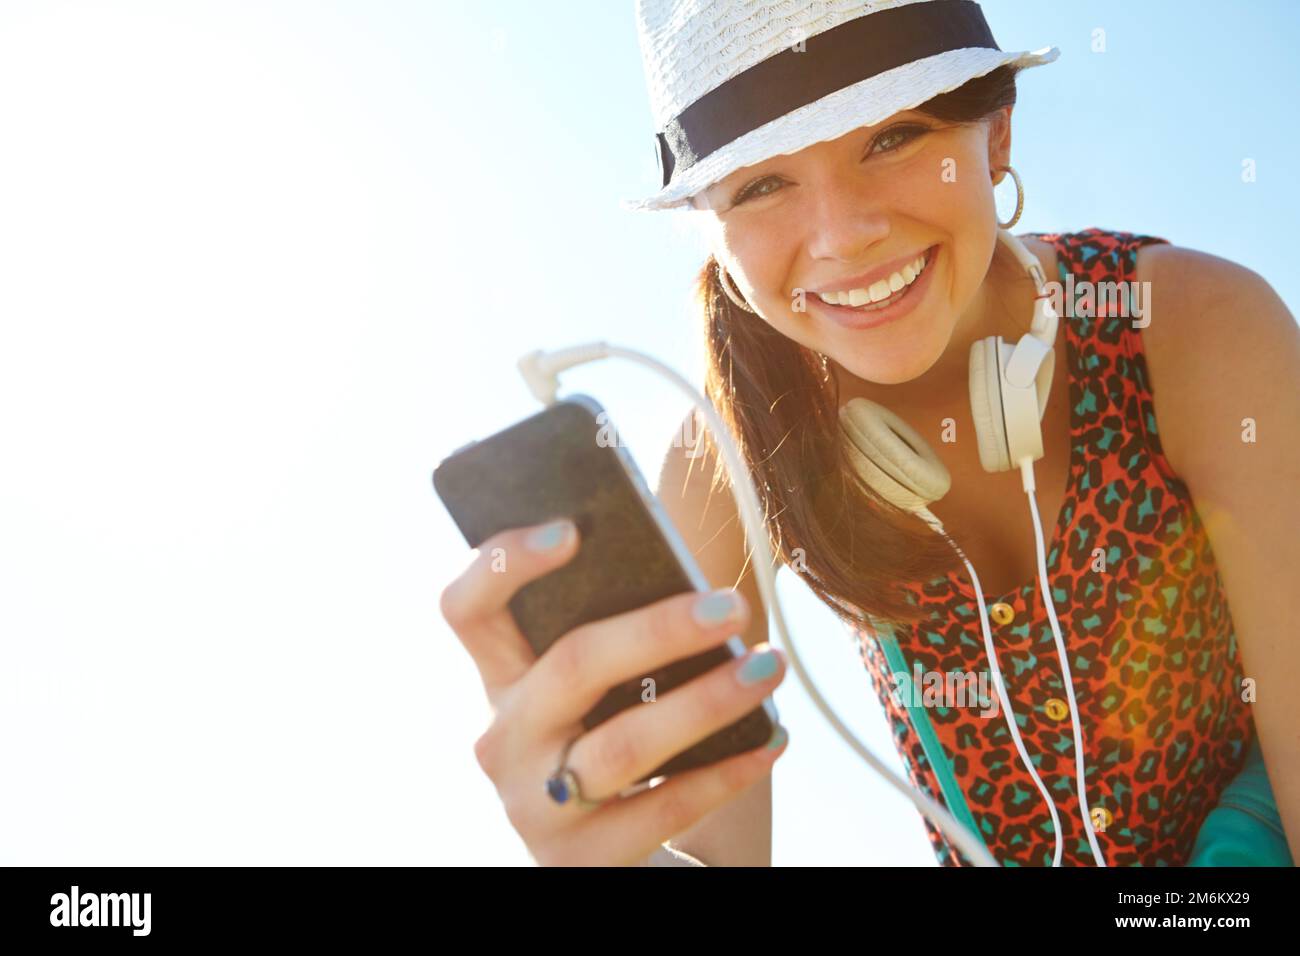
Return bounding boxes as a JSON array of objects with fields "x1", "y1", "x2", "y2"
[
  {"x1": 839, "y1": 360, "x2": 929, "y2": 386},
  {"x1": 831, "y1": 335, "x2": 948, "y2": 387}
]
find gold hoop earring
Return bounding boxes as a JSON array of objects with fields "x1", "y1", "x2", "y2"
[
  {"x1": 994, "y1": 164, "x2": 1024, "y2": 229},
  {"x1": 716, "y1": 261, "x2": 757, "y2": 313}
]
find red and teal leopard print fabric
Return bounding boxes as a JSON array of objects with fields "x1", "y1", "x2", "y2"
[{"x1": 855, "y1": 227, "x2": 1255, "y2": 866}]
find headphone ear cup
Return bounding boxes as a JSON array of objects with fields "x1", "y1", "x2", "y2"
[
  {"x1": 839, "y1": 398, "x2": 951, "y2": 513},
  {"x1": 969, "y1": 336, "x2": 1012, "y2": 473}
]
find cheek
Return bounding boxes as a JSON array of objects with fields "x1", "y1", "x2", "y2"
[
  {"x1": 948, "y1": 147, "x2": 997, "y2": 219},
  {"x1": 926, "y1": 144, "x2": 998, "y2": 296},
  {"x1": 921, "y1": 148, "x2": 992, "y2": 224},
  {"x1": 718, "y1": 231, "x2": 791, "y2": 310}
]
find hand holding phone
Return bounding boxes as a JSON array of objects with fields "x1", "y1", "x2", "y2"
[{"x1": 434, "y1": 397, "x2": 788, "y2": 865}]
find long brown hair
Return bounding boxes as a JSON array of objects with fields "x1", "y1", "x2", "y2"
[{"x1": 695, "y1": 65, "x2": 1021, "y2": 628}]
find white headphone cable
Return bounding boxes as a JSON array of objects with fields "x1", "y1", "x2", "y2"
[
  {"x1": 518, "y1": 341, "x2": 1001, "y2": 867},
  {"x1": 1020, "y1": 461, "x2": 1108, "y2": 866}
]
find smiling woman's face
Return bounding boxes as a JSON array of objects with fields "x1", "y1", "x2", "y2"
[{"x1": 692, "y1": 106, "x2": 1013, "y2": 386}]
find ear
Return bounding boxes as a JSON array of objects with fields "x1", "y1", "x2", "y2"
[{"x1": 986, "y1": 106, "x2": 1013, "y2": 183}]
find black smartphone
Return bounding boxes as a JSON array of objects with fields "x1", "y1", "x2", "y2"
[{"x1": 432, "y1": 394, "x2": 779, "y2": 784}]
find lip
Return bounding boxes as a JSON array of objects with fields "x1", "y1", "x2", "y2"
[{"x1": 807, "y1": 244, "x2": 939, "y2": 332}]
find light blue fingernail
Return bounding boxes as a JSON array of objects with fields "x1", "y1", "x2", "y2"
[
  {"x1": 737, "y1": 648, "x2": 778, "y2": 686},
  {"x1": 526, "y1": 520, "x2": 573, "y2": 551},
  {"x1": 692, "y1": 590, "x2": 741, "y2": 626},
  {"x1": 766, "y1": 724, "x2": 788, "y2": 751}
]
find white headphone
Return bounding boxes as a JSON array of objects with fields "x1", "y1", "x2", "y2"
[{"x1": 837, "y1": 229, "x2": 1106, "y2": 867}]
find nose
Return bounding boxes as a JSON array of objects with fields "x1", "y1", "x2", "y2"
[{"x1": 804, "y1": 171, "x2": 892, "y2": 264}]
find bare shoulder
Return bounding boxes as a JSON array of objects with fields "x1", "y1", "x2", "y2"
[
  {"x1": 1132, "y1": 242, "x2": 1299, "y2": 482},
  {"x1": 655, "y1": 407, "x2": 768, "y2": 650}
]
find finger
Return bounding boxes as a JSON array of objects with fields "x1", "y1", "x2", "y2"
[
  {"x1": 439, "y1": 518, "x2": 580, "y2": 693},
  {"x1": 514, "y1": 587, "x2": 752, "y2": 734},
  {"x1": 563, "y1": 643, "x2": 786, "y2": 803},
  {"x1": 534, "y1": 722, "x2": 789, "y2": 867},
  {"x1": 498, "y1": 641, "x2": 782, "y2": 847}
]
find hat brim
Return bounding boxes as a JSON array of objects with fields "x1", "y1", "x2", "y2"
[{"x1": 620, "y1": 45, "x2": 1059, "y2": 213}]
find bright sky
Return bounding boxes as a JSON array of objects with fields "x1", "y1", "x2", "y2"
[{"x1": 1, "y1": 0, "x2": 1296, "y2": 866}]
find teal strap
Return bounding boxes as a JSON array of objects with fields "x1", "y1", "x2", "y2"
[
  {"x1": 874, "y1": 626, "x2": 993, "y2": 864},
  {"x1": 1187, "y1": 735, "x2": 1296, "y2": 867}
]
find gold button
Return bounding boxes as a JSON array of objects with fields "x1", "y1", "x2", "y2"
[
  {"x1": 1090, "y1": 805, "x2": 1114, "y2": 831},
  {"x1": 1043, "y1": 697, "x2": 1069, "y2": 721},
  {"x1": 989, "y1": 602, "x2": 1014, "y2": 626}
]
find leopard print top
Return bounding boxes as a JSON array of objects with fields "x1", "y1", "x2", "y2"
[{"x1": 854, "y1": 227, "x2": 1255, "y2": 866}]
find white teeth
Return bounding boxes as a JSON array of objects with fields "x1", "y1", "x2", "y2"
[{"x1": 817, "y1": 250, "x2": 929, "y2": 306}]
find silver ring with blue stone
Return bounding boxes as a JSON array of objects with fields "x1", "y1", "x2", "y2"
[{"x1": 544, "y1": 735, "x2": 605, "y2": 811}]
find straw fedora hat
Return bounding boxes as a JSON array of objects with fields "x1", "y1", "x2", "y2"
[{"x1": 622, "y1": 0, "x2": 1058, "y2": 212}]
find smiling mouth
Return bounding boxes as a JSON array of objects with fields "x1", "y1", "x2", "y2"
[{"x1": 815, "y1": 246, "x2": 934, "y2": 313}]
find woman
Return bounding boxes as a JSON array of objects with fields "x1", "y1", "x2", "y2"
[{"x1": 440, "y1": 0, "x2": 1299, "y2": 865}]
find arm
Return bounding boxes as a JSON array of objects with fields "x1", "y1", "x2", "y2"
[
  {"x1": 1137, "y1": 243, "x2": 1300, "y2": 859},
  {"x1": 639, "y1": 408, "x2": 775, "y2": 867}
]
